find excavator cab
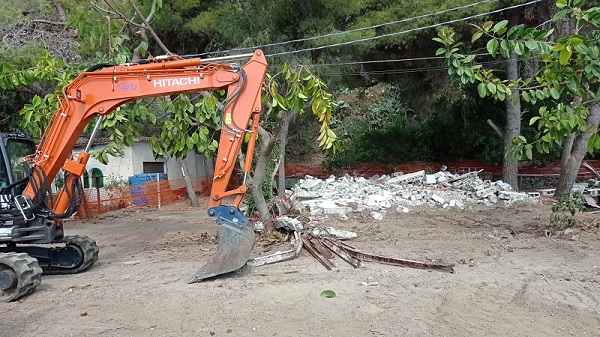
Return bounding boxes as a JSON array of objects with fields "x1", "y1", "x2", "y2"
[{"x1": 0, "y1": 133, "x2": 36, "y2": 190}]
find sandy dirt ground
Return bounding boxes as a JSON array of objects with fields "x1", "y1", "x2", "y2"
[{"x1": 1, "y1": 197, "x2": 599, "y2": 337}]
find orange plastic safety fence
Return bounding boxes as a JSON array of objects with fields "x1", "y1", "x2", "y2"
[{"x1": 75, "y1": 176, "x2": 212, "y2": 218}]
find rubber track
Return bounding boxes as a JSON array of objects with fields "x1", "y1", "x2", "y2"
[
  {"x1": 42, "y1": 235, "x2": 99, "y2": 275},
  {"x1": 0, "y1": 252, "x2": 43, "y2": 302}
]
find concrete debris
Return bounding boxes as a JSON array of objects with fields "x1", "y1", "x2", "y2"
[
  {"x1": 572, "y1": 183, "x2": 588, "y2": 193},
  {"x1": 425, "y1": 174, "x2": 437, "y2": 184},
  {"x1": 584, "y1": 195, "x2": 600, "y2": 209},
  {"x1": 275, "y1": 216, "x2": 303, "y2": 231},
  {"x1": 247, "y1": 231, "x2": 302, "y2": 267},
  {"x1": 312, "y1": 226, "x2": 358, "y2": 240},
  {"x1": 361, "y1": 276, "x2": 379, "y2": 286},
  {"x1": 498, "y1": 191, "x2": 529, "y2": 201},
  {"x1": 387, "y1": 170, "x2": 425, "y2": 184},
  {"x1": 396, "y1": 206, "x2": 410, "y2": 213},
  {"x1": 589, "y1": 179, "x2": 600, "y2": 188},
  {"x1": 272, "y1": 199, "x2": 292, "y2": 216},
  {"x1": 538, "y1": 188, "x2": 555, "y2": 196},
  {"x1": 300, "y1": 199, "x2": 353, "y2": 217},
  {"x1": 297, "y1": 175, "x2": 323, "y2": 190},
  {"x1": 370, "y1": 211, "x2": 384, "y2": 220},
  {"x1": 291, "y1": 169, "x2": 539, "y2": 220},
  {"x1": 254, "y1": 221, "x2": 265, "y2": 231},
  {"x1": 431, "y1": 194, "x2": 445, "y2": 204}
]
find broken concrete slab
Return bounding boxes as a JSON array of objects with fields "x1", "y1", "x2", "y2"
[
  {"x1": 498, "y1": 191, "x2": 529, "y2": 201},
  {"x1": 431, "y1": 194, "x2": 445, "y2": 204},
  {"x1": 537, "y1": 188, "x2": 556, "y2": 196},
  {"x1": 301, "y1": 199, "x2": 353, "y2": 216},
  {"x1": 312, "y1": 227, "x2": 358, "y2": 240},
  {"x1": 275, "y1": 216, "x2": 304, "y2": 231},
  {"x1": 370, "y1": 211, "x2": 384, "y2": 220},
  {"x1": 386, "y1": 170, "x2": 425, "y2": 184},
  {"x1": 395, "y1": 206, "x2": 410, "y2": 213}
]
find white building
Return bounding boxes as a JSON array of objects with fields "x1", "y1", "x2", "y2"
[{"x1": 73, "y1": 137, "x2": 215, "y2": 187}]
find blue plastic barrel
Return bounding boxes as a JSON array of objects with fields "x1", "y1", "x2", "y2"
[{"x1": 128, "y1": 173, "x2": 166, "y2": 205}]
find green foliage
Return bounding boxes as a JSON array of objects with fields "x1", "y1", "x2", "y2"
[
  {"x1": 12, "y1": 50, "x2": 85, "y2": 137},
  {"x1": 104, "y1": 173, "x2": 129, "y2": 188},
  {"x1": 332, "y1": 114, "x2": 434, "y2": 166},
  {"x1": 435, "y1": 0, "x2": 600, "y2": 162},
  {"x1": 104, "y1": 173, "x2": 131, "y2": 201},
  {"x1": 265, "y1": 64, "x2": 339, "y2": 153},
  {"x1": 0, "y1": 50, "x2": 73, "y2": 91},
  {"x1": 550, "y1": 191, "x2": 587, "y2": 228},
  {"x1": 67, "y1": 2, "x2": 151, "y2": 61},
  {"x1": 286, "y1": 112, "x2": 321, "y2": 159},
  {"x1": 53, "y1": 172, "x2": 65, "y2": 189},
  {"x1": 243, "y1": 64, "x2": 338, "y2": 215},
  {"x1": 147, "y1": 0, "x2": 506, "y2": 62},
  {"x1": 327, "y1": 83, "x2": 504, "y2": 167},
  {"x1": 9, "y1": 0, "x2": 579, "y2": 178},
  {"x1": 16, "y1": 48, "x2": 155, "y2": 165},
  {"x1": 329, "y1": 111, "x2": 433, "y2": 166},
  {"x1": 1, "y1": 0, "x2": 53, "y2": 28},
  {"x1": 150, "y1": 94, "x2": 221, "y2": 160}
]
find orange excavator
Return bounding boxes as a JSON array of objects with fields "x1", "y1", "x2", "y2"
[{"x1": 0, "y1": 50, "x2": 268, "y2": 302}]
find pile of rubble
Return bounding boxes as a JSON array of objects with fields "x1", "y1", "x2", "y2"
[
  {"x1": 290, "y1": 169, "x2": 539, "y2": 220},
  {"x1": 249, "y1": 168, "x2": 599, "y2": 274}
]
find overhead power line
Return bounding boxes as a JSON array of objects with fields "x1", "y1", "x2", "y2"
[
  {"x1": 308, "y1": 53, "x2": 491, "y2": 67},
  {"x1": 193, "y1": 0, "x2": 544, "y2": 59},
  {"x1": 202, "y1": 0, "x2": 500, "y2": 56},
  {"x1": 316, "y1": 60, "x2": 506, "y2": 76},
  {"x1": 267, "y1": 0, "x2": 545, "y2": 57},
  {"x1": 311, "y1": 56, "x2": 445, "y2": 67}
]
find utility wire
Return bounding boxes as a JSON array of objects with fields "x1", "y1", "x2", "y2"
[
  {"x1": 319, "y1": 66, "x2": 450, "y2": 76},
  {"x1": 267, "y1": 0, "x2": 545, "y2": 57},
  {"x1": 308, "y1": 53, "x2": 491, "y2": 67},
  {"x1": 319, "y1": 60, "x2": 507, "y2": 76},
  {"x1": 311, "y1": 56, "x2": 445, "y2": 67},
  {"x1": 200, "y1": 0, "x2": 500, "y2": 57}
]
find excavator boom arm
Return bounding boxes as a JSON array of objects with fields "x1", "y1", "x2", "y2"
[{"x1": 23, "y1": 50, "x2": 268, "y2": 218}]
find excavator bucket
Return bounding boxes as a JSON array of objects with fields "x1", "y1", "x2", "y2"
[{"x1": 189, "y1": 207, "x2": 256, "y2": 283}]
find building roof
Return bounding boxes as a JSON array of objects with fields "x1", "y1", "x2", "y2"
[{"x1": 75, "y1": 136, "x2": 152, "y2": 147}]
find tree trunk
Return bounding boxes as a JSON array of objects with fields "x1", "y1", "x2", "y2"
[
  {"x1": 245, "y1": 125, "x2": 279, "y2": 220},
  {"x1": 555, "y1": 102, "x2": 600, "y2": 197},
  {"x1": 177, "y1": 157, "x2": 200, "y2": 207},
  {"x1": 247, "y1": 174, "x2": 270, "y2": 219},
  {"x1": 277, "y1": 111, "x2": 294, "y2": 197},
  {"x1": 502, "y1": 54, "x2": 521, "y2": 190}
]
